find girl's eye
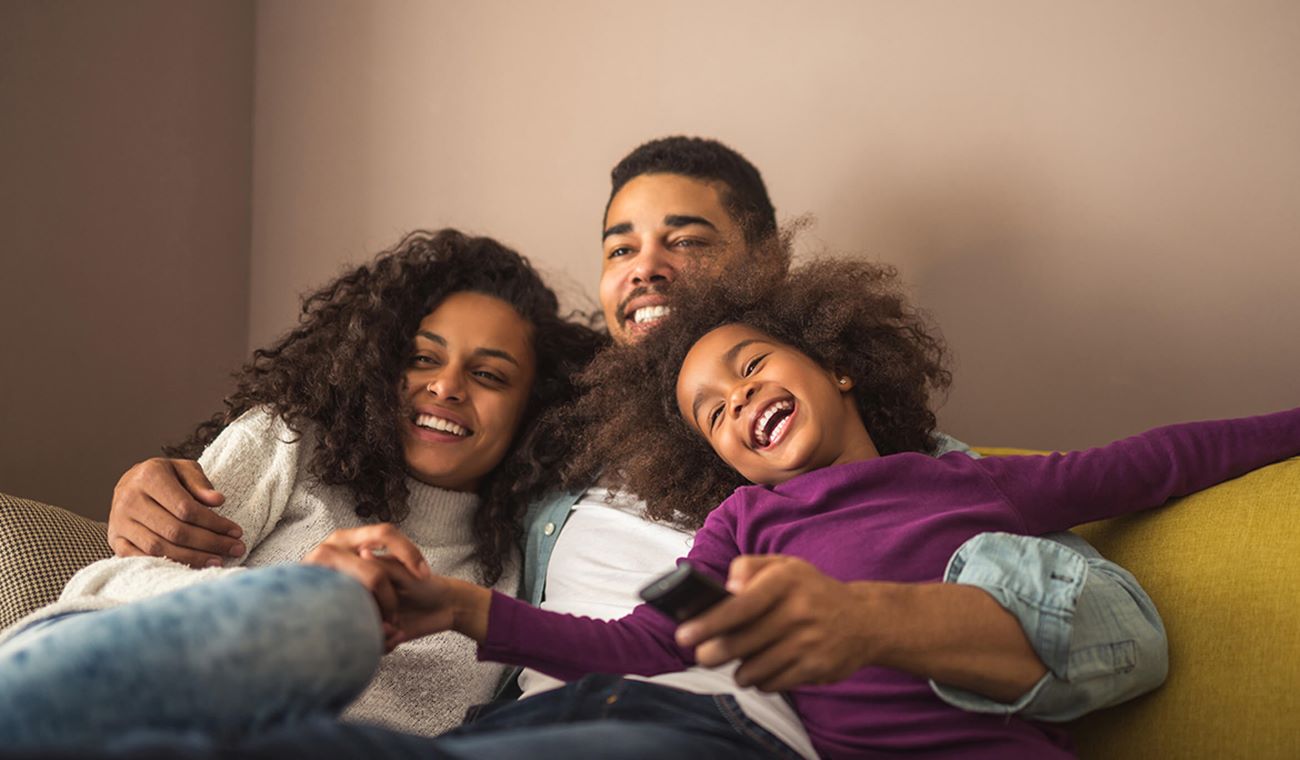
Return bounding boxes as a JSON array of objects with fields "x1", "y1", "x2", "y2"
[
  {"x1": 743, "y1": 354, "x2": 766, "y2": 376},
  {"x1": 709, "y1": 405, "x2": 724, "y2": 430}
]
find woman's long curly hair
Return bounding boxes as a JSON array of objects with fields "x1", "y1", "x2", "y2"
[
  {"x1": 167, "y1": 229, "x2": 605, "y2": 584},
  {"x1": 557, "y1": 246, "x2": 951, "y2": 529}
]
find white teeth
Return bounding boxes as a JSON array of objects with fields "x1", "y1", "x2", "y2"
[
  {"x1": 632, "y1": 305, "x2": 671, "y2": 324},
  {"x1": 752, "y1": 400, "x2": 794, "y2": 447},
  {"x1": 414, "y1": 414, "x2": 469, "y2": 437}
]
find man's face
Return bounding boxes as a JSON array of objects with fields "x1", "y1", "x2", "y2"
[{"x1": 599, "y1": 173, "x2": 745, "y2": 345}]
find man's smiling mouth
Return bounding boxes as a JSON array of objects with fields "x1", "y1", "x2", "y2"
[
  {"x1": 631, "y1": 305, "x2": 671, "y2": 325},
  {"x1": 752, "y1": 399, "x2": 795, "y2": 448},
  {"x1": 413, "y1": 413, "x2": 472, "y2": 437}
]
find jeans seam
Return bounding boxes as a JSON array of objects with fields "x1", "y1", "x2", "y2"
[{"x1": 711, "y1": 694, "x2": 799, "y2": 759}]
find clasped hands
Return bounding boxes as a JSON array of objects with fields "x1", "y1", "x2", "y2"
[
  {"x1": 301, "y1": 524, "x2": 491, "y2": 653},
  {"x1": 305, "y1": 527, "x2": 882, "y2": 693}
]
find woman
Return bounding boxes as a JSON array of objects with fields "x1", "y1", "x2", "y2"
[{"x1": 0, "y1": 229, "x2": 603, "y2": 749}]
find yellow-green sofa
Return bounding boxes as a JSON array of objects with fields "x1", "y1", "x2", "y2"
[{"x1": 1, "y1": 454, "x2": 1297, "y2": 758}]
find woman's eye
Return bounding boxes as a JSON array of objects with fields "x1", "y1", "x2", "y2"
[
  {"x1": 474, "y1": 370, "x2": 506, "y2": 384},
  {"x1": 412, "y1": 355, "x2": 438, "y2": 367}
]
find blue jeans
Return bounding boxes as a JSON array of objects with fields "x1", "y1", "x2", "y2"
[
  {"x1": 0, "y1": 565, "x2": 382, "y2": 750},
  {"x1": 0, "y1": 676, "x2": 803, "y2": 760}
]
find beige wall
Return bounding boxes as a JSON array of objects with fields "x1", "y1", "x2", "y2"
[
  {"x1": 250, "y1": 0, "x2": 1299, "y2": 452},
  {"x1": 0, "y1": 0, "x2": 254, "y2": 517},
  {"x1": 4, "y1": 1, "x2": 1296, "y2": 518}
]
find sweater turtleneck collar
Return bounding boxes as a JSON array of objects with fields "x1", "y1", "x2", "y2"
[{"x1": 397, "y1": 478, "x2": 481, "y2": 547}]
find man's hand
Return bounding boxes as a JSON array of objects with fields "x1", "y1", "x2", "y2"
[
  {"x1": 108, "y1": 458, "x2": 245, "y2": 568},
  {"x1": 676, "y1": 555, "x2": 876, "y2": 692},
  {"x1": 675, "y1": 554, "x2": 1047, "y2": 701}
]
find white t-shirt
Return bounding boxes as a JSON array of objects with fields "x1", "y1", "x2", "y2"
[{"x1": 517, "y1": 487, "x2": 818, "y2": 759}]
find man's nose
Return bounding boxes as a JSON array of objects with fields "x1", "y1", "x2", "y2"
[{"x1": 630, "y1": 243, "x2": 678, "y2": 286}]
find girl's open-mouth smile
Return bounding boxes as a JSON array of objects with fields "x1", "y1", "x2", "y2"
[{"x1": 751, "y1": 398, "x2": 796, "y2": 449}]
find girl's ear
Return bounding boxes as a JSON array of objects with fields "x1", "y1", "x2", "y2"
[{"x1": 832, "y1": 370, "x2": 854, "y2": 392}]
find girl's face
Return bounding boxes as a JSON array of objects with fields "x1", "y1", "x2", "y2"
[
  {"x1": 400, "y1": 291, "x2": 536, "y2": 491},
  {"x1": 675, "y1": 323, "x2": 878, "y2": 486}
]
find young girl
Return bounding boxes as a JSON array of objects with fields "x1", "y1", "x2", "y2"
[
  {"x1": 387, "y1": 256, "x2": 1299, "y2": 759},
  {"x1": 0, "y1": 229, "x2": 602, "y2": 748}
]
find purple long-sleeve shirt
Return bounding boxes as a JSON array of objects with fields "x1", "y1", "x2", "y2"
[{"x1": 481, "y1": 409, "x2": 1300, "y2": 758}]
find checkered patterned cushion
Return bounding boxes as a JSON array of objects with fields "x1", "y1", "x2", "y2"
[{"x1": 0, "y1": 492, "x2": 112, "y2": 630}]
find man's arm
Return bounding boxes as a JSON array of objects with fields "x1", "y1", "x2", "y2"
[{"x1": 108, "y1": 461, "x2": 247, "y2": 567}]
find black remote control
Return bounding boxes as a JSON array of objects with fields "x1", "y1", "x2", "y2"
[{"x1": 638, "y1": 561, "x2": 731, "y2": 622}]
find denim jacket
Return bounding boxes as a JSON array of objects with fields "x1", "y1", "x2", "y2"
[{"x1": 515, "y1": 435, "x2": 1168, "y2": 721}]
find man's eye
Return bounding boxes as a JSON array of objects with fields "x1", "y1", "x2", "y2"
[
  {"x1": 607, "y1": 246, "x2": 633, "y2": 259},
  {"x1": 671, "y1": 238, "x2": 707, "y2": 249}
]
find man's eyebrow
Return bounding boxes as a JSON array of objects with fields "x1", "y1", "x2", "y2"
[
  {"x1": 664, "y1": 215, "x2": 717, "y2": 231},
  {"x1": 602, "y1": 222, "x2": 633, "y2": 240},
  {"x1": 416, "y1": 332, "x2": 519, "y2": 367},
  {"x1": 690, "y1": 338, "x2": 769, "y2": 426}
]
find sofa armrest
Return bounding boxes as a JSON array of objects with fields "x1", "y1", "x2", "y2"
[{"x1": 0, "y1": 491, "x2": 113, "y2": 630}]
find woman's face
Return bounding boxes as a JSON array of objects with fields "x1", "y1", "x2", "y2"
[
  {"x1": 400, "y1": 291, "x2": 536, "y2": 491},
  {"x1": 675, "y1": 323, "x2": 877, "y2": 486}
]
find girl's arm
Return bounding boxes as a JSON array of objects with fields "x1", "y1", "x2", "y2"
[
  {"x1": 398, "y1": 509, "x2": 742, "y2": 683},
  {"x1": 979, "y1": 407, "x2": 1300, "y2": 534}
]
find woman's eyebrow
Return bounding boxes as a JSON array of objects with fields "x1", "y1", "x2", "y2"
[
  {"x1": 475, "y1": 347, "x2": 520, "y2": 367},
  {"x1": 416, "y1": 332, "x2": 519, "y2": 367}
]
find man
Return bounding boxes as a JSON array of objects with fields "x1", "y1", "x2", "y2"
[{"x1": 104, "y1": 137, "x2": 1165, "y2": 756}]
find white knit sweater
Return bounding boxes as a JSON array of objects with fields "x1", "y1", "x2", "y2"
[{"x1": 4, "y1": 408, "x2": 519, "y2": 736}]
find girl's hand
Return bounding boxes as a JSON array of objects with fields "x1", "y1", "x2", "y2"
[{"x1": 385, "y1": 570, "x2": 492, "y2": 646}]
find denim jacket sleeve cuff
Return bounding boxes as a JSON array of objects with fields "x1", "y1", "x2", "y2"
[{"x1": 928, "y1": 532, "x2": 1088, "y2": 715}]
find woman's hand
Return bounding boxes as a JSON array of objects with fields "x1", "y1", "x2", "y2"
[{"x1": 301, "y1": 524, "x2": 430, "y2": 633}]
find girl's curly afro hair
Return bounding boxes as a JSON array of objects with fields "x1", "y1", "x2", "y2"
[
  {"x1": 558, "y1": 245, "x2": 951, "y2": 529},
  {"x1": 168, "y1": 229, "x2": 605, "y2": 584}
]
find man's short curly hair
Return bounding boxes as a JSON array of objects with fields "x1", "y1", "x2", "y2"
[
  {"x1": 168, "y1": 229, "x2": 605, "y2": 584},
  {"x1": 605, "y1": 136, "x2": 777, "y2": 246},
  {"x1": 560, "y1": 248, "x2": 951, "y2": 529}
]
